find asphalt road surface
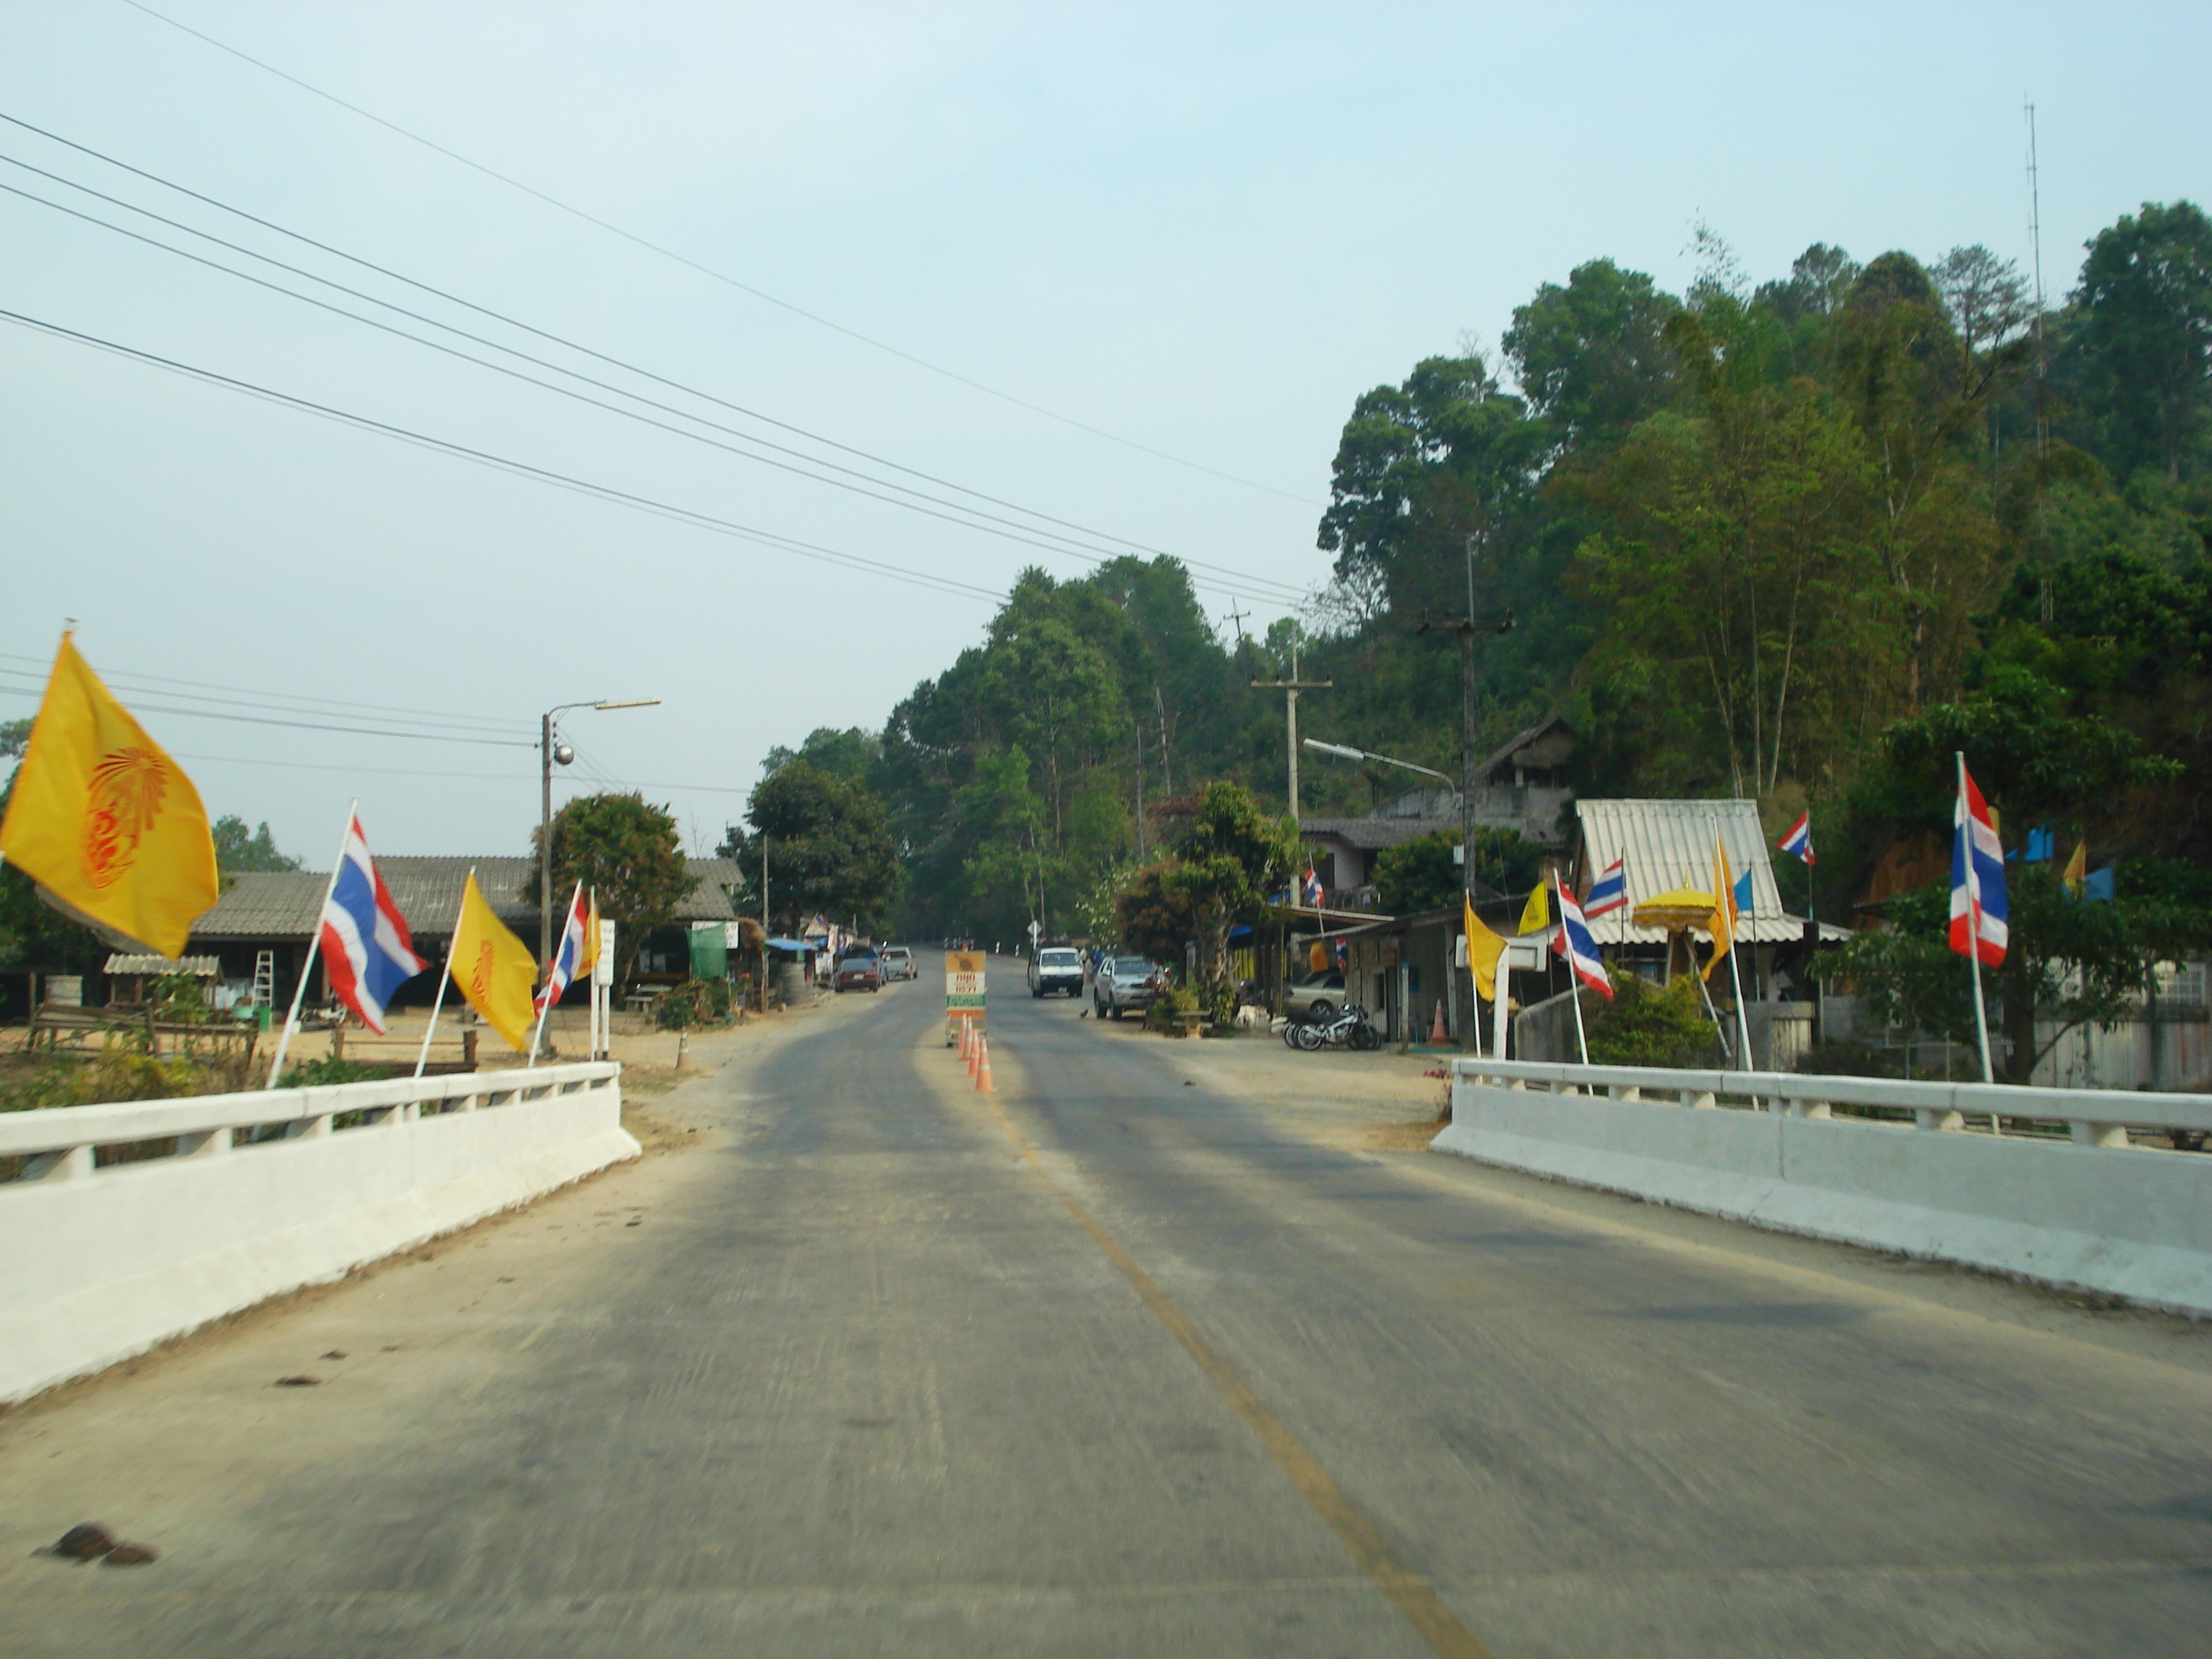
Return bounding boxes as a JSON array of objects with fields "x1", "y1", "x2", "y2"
[{"x1": 7, "y1": 952, "x2": 2212, "y2": 1658}]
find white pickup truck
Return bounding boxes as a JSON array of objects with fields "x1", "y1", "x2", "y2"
[{"x1": 1027, "y1": 946, "x2": 1084, "y2": 998}]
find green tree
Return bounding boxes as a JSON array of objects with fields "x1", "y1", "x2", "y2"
[
  {"x1": 1503, "y1": 258, "x2": 1681, "y2": 452},
  {"x1": 2066, "y1": 201, "x2": 2212, "y2": 485},
  {"x1": 528, "y1": 792, "x2": 692, "y2": 968},
  {"x1": 1369, "y1": 828, "x2": 1545, "y2": 914},
  {"x1": 1113, "y1": 782, "x2": 1297, "y2": 979},
  {"x1": 211, "y1": 815, "x2": 301, "y2": 875},
  {"x1": 761, "y1": 727, "x2": 881, "y2": 787},
  {"x1": 725, "y1": 760, "x2": 902, "y2": 935}
]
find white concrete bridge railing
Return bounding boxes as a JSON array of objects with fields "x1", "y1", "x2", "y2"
[
  {"x1": 1439, "y1": 1058, "x2": 2212, "y2": 1316},
  {"x1": 1, "y1": 1062, "x2": 636, "y2": 1403}
]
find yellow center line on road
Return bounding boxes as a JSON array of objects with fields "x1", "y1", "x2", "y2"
[{"x1": 976, "y1": 1078, "x2": 1499, "y2": 1659}]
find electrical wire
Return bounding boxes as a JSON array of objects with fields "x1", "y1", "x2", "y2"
[
  {"x1": 0, "y1": 122, "x2": 1313, "y2": 606},
  {"x1": 0, "y1": 648, "x2": 520, "y2": 739},
  {"x1": 0, "y1": 174, "x2": 1300, "y2": 610},
  {"x1": 117, "y1": 0, "x2": 1321, "y2": 508},
  {"x1": 0, "y1": 675, "x2": 530, "y2": 746},
  {"x1": 0, "y1": 306, "x2": 1007, "y2": 605}
]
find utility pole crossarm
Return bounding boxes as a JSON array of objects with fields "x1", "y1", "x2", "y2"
[{"x1": 1250, "y1": 662, "x2": 1333, "y2": 824}]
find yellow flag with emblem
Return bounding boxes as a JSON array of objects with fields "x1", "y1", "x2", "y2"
[
  {"x1": 1704, "y1": 834, "x2": 1739, "y2": 981},
  {"x1": 1463, "y1": 896, "x2": 1506, "y2": 1002},
  {"x1": 451, "y1": 870, "x2": 538, "y2": 1053},
  {"x1": 581, "y1": 887, "x2": 601, "y2": 978},
  {"x1": 0, "y1": 634, "x2": 217, "y2": 959},
  {"x1": 1516, "y1": 881, "x2": 1550, "y2": 935}
]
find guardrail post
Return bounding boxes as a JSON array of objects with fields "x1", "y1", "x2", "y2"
[
  {"x1": 22, "y1": 1144, "x2": 93, "y2": 1181},
  {"x1": 1915, "y1": 1107, "x2": 1965, "y2": 1132},
  {"x1": 2070, "y1": 1120, "x2": 2129, "y2": 1149},
  {"x1": 1790, "y1": 1099, "x2": 1832, "y2": 1120},
  {"x1": 177, "y1": 1125, "x2": 232, "y2": 1157},
  {"x1": 1609, "y1": 1084, "x2": 1642, "y2": 1102},
  {"x1": 1681, "y1": 1088, "x2": 1717, "y2": 1109}
]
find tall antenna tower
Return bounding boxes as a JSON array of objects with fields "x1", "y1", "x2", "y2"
[{"x1": 2026, "y1": 98, "x2": 2049, "y2": 457}]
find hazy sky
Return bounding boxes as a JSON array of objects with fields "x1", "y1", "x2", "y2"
[{"x1": 4, "y1": 1, "x2": 2207, "y2": 864}]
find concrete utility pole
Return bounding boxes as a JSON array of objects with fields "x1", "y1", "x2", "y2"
[
  {"x1": 1414, "y1": 534, "x2": 1514, "y2": 904},
  {"x1": 1251, "y1": 642, "x2": 1331, "y2": 822}
]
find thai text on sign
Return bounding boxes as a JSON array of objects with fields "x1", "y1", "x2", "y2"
[{"x1": 945, "y1": 951, "x2": 986, "y2": 1016}]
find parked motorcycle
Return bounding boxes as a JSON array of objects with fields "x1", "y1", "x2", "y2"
[{"x1": 1288, "y1": 1002, "x2": 1380, "y2": 1052}]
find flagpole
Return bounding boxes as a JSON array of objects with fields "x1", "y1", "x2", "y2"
[
  {"x1": 1959, "y1": 752, "x2": 1997, "y2": 1088},
  {"x1": 1557, "y1": 873, "x2": 1591, "y2": 1067},
  {"x1": 413, "y1": 868, "x2": 471, "y2": 1079},
  {"x1": 526, "y1": 880, "x2": 583, "y2": 1066},
  {"x1": 265, "y1": 799, "x2": 357, "y2": 1089},
  {"x1": 1719, "y1": 832, "x2": 1754, "y2": 1074}
]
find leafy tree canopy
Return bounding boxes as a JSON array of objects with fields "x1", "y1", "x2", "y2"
[
  {"x1": 212, "y1": 816, "x2": 300, "y2": 875},
  {"x1": 528, "y1": 792, "x2": 692, "y2": 963},
  {"x1": 725, "y1": 760, "x2": 902, "y2": 935}
]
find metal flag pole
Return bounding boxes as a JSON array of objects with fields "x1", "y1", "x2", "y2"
[
  {"x1": 526, "y1": 881, "x2": 583, "y2": 1066},
  {"x1": 1959, "y1": 752, "x2": 1997, "y2": 1089},
  {"x1": 1557, "y1": 873, "x2": 1592, "y2": 1067},
  {"x1": 413, "y1": 868, "x2": 472, "y2": 1079},
  {"x1": 266, "y1": 799, "x2": 356, "y2": 1089},
  {"x1": 1721, "y1": 834, "x2": 1755, "y2": 1074}
]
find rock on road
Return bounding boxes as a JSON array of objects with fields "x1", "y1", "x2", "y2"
[{"x1": 5, "y1": 952, "x2": 2211, "y2": 1658}]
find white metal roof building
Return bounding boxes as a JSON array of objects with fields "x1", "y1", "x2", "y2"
[{"x1": 1572, "y1": 799, "x2": 1845, "y2": 948}]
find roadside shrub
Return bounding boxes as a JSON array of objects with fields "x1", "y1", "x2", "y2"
[
  {"x1": 1586, "y1": 971, "x2": 1722, "y2": 1069},
  {"x1": 276, "y1": 1056, "x2": 382, "y2": 1089},
  {"x1": 1146, "y1": 984, "x2": 1200, "y2": 1034},
  {"x1": 657, "y1": 978, "x2": 734, "y2": 1030}
]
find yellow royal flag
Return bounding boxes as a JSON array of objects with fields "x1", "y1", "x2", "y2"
[
  {"x1": 0, "y1": 634, "x2": 217, "y2": 959},
  {"x1": 1704, "y1": 834, "x2": 1739, "y2": 981},
  {"x1": 1464, "y1": 897, "x2": 1506, "y2": 1002},
  {"x1": 2062, "y1": 839, "x2": 2088, "y2": 896},
  {"x1": 451, "y1": 871, "x2": 538, "y2": 1053},
  {"x1": 1517, "y1": 881, "x2": 1550, "y2": 936},
  {"x1": 582, "y1": 889, "x2": 601, "y2": 977}
]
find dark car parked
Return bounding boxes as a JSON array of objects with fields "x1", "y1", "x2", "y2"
[{"x1": 834, "y1": 949, "x2": 882, "y2": 992}]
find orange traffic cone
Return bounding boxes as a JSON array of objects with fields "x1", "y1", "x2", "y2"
[
  {"x1": 1429, "y1": 999, "x2": 1448, "y2": 1045},
  {"x1": 967, "y1": 1025, "x2": 982, "y2": 1078},
  {"x1": 974, "y1": 1033, "x2": 994, "y2": 1093},
  {"x1": 957, "y1": 1017, "x2": 971, "y2": 1061}
]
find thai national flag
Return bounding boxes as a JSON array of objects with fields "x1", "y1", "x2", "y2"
[
  {"x1": 318, "y1": 811, "x2": 425, "y2": 1034},
  {"x1": 1583, "y1": 857, "x2": 1627, "y2": 917},
  {"x1": 1948, "y1": 763, "x2": 2008, "y2": 967},
  {"x1": 1553, "y1": 880, "x2": 1614, "y2": 999},
  {"x1": 1778, "y1": 811, "x2": 1813, "y2": 865},
  {"x1": 536, "y1": 882, "x2": 591, "y2": 1013},
  {"x1": 1303, "y1": 865, "x2": 1324, "y2": 907}
]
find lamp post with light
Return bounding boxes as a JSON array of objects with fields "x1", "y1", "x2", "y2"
[{"x1": 539, "y1": 698, "x2": 660, "y2": 967}]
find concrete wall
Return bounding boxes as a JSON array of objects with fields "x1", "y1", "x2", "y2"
[
  {"x1": 1437, "y1": 1059, "x2": 2212, "y2": 1316},
  {"x1": 0, "y1": 1063, "x2": 635, "y2": 1403}
]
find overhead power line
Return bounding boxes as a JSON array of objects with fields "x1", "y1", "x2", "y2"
[
  {"x1": 0, "y1": 305, "x2": 1010, "y2": 606},
  {"x1": 117, "y1": 0, "x2": 1321, "y2": 508},
  {"x1": 0, "y1": 164, "x2": 1304, "y2": 609},
  {"x1": 0, "y1": 114, "x2": 1312, "y2": 607},
  {"x1": 0, "y1": 673, "x2": 531, "y2": 746},
  {"x1": 0, "y1": 648, "x2": 519, "y2": 739}
]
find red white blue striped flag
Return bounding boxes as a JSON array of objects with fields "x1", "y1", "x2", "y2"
[
  {"x1": 1554, "y1": 879, "x2": 1614, "y2": 999},
  {"x1": 1583, "y1": 857, "x2": 1627, "y2": 917},
  {"x1": 1777, "y1": 811, "x2": 1814, "y2": 865},
  {"x1": 318, "y1": 810, "x2": 425, "y2": 1034},
  {"x1": 1949, "y1": 763, "x2": 2008, "y2": 966}
]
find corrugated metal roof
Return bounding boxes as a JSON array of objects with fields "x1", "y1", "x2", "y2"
[
  {"x1": 1574, "y1": 799, "x2": 1838, "y2": 946},
  {"x1": 104, "y1": 953, "x2": 221, "y2": 976},
  {"x1": 192, "y1": 856, "x2": 742, "y2": 943}
]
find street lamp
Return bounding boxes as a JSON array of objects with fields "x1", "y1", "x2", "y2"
[
  {"x1": 540, "y1": 698, "x2": 660, "y2": 966},
  {"x1": 1301, "y1": 738, "x2": 1452, "y2": 785}
]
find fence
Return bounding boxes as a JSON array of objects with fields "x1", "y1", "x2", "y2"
[
  {"x1": 1439, "y1": 1056, "x2": 2212, "y2": 1317},
  {"x1": 0, "y1": 1061, "x2": 634, "y2": 1403}
]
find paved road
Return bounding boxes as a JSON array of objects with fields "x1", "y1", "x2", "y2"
[{"x1": 8, "y1": 953, "x2": 2212, "y2": 1657}]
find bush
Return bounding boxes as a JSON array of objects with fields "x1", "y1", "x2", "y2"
[
  {"x1": 657, "y1": 978, "x2": 735, "y2": 1030},
  {"x1": 276, "y1": 1056, "x2": 382, "y2": 1089},
  {"x1": 1586, "y1": 971, "x2": 1723, "y2": 1068},
  {"x1": 1146, "y1": 984, "x2": 1200, "y2": 1034}
]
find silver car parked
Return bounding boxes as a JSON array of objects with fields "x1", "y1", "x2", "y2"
[{"x1": 1092, "y1": 955, "x2": 1167, "y2": 1020}]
